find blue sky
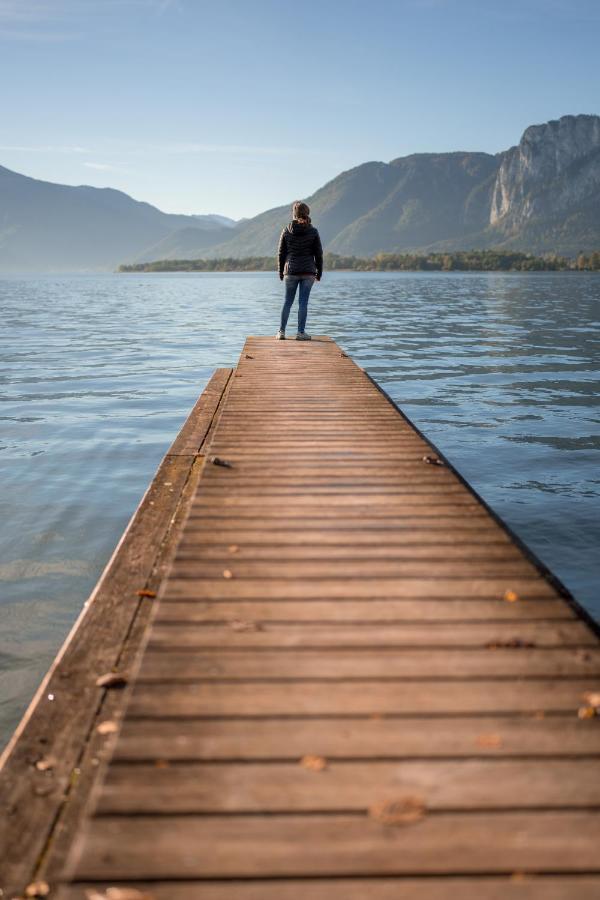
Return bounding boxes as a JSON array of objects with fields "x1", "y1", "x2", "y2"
[{"x1": 0, "y1": 0, "x2": 598, "y2": 218}]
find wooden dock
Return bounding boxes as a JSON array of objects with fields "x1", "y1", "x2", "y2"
[{"x1": 1, "y1": 336, "x2": 599, "y2": 899}]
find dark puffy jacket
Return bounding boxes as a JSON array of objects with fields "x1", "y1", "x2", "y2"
[{"x1": 278, "y1": 220, "x2": 323, "y2": 279}]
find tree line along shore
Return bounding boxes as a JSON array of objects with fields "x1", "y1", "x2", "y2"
[{"x1": 119, "y1": 249, "x2": 600, "y2": 273}]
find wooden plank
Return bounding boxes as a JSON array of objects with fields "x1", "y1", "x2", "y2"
[
  {"x1": 154, "y1": 598, "x2": 575, "y2": 622},
  {"x1": 96, "y1": 758, "x2": 600, "y2": 814},
  {"x1": 174, "y1": 543, "x2": 524, "y2": 560},
  {"x1": 137, "y1": 647, "x2": 599, "y2": 679},
  {"x1": 179, "y1": 528, "x2": 513, "y2": 545},
  {"x1": 0, "y1": 369, "x2": 232, "y2": 898},
  {"x1": 189, "y1": 503, "x2": 485, "y2": 516},
  {"x1": 67, "y1": 812, "x2": 600, "y2": 879},
  {"x1": 167, "y1": 558, "x2": 541, "y2": 578},
  {"x1": 114, "y1": 714, "x2": 600, "y2": 760},
  {"x1": 58, "y1": 876, "x2": 600, "y2": 900},
  {"x1": 148, "y1": 622, "x2": 587, "y2": 648},
  {"x1": 162, "y1": 578, "x2": 559, "y2": 601},
  {"x1": 127, "y1": 679, "x2": 597, "y2": 716}
]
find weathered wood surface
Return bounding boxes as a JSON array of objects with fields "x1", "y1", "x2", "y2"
[
  {"x1": 0, "y1": 368, "x2": 233, "y2": 898},
  {"x1": 11, "y1": 335, "x2": 599, "y2": 899}
]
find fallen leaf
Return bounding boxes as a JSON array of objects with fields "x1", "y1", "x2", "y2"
[
  {"x1": 369, "y1": 796, "x2": 426, "y2": 825},
  {"x1": 25, "y1": 882, "x2": 50, "y2": 898},
  {"x1": 578, "y1": 706, "x2": 597, "y2": 719},
  {"x1": 136, "y1": 589, "x2": 156, "y2": 598},
  {"x1": 504, "y1": 589, "x2": 519, "y2": 603},
  {"x1": 154, "y1": 759, "x2": 170, "y2": 768},
  {"x1": 106, "y1": 889, "x2": 155, "y2": 900},
  {"x1": 86, "y1": 890, "x2": 155, "y2": 900},
  {"x1": 476, "y1": 733, "x2": 503, "y2": 749},
  {"x1": 95, "y1": 672, "x2": 128, "y2": 689},
  {"x1": 422, "y1": 455, "x2": 444, "y2": 466},
  {"x1": 35, "y1": 756, "x2": 57, "y2": 772},
  {"x1": 300, "y1": 755, "x2": 328, "y2": 771},
  {"x1": 97, "y1": 720, "x2": 118, "y2": 735},
  {"x1": 222, "y1": 569, "x2": 233, "y2": 579},
  {"x1": 210, "y1": 455, "x2": 233, "y2": 468},
  {"x1": 228, "y1": 544, "x2": 239, "y2": 553},
  {"x1": 583, "y1": 691, "x2": 600, "y2": 709},
  {"x1": 245, "y1": 354, "x2": 254, "y2": 359},
  {"x1": 510, "y1": 872, "x2": 530, "y2": 883},
  {"x1": 230, "y1": 619, "x2": 262, "y2": 632}
]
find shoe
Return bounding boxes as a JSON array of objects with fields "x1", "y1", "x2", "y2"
[
  {"x1": 296, "y1": 332, "x2": 312, "y2": 341},
  {"x1": 276, "y1": 330, "x2": 285, "y2": 340}
]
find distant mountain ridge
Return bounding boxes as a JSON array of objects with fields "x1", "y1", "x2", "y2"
[
  {"x1": 0, "y1": 166, "x2": 235, "y2": 271},
  {"x1": 1, "y1": 114, "x2": 599, "y2": 271}
]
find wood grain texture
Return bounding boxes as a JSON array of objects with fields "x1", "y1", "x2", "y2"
[
  {"x1": 96, "y1": 758, "x2": 600, "y2": 813},
  {"x1": 68, "y1": 812, "x2": 600, "y2": 879},
  {"x1": 114, "y1": 714, "x2": 600, "y2": 760},
  {"x1": 57, "y1": 877, "x2": 600, "y2": 900},
  {"x1": 46, "y1": 336, "x2": 599, "y2": 894}
]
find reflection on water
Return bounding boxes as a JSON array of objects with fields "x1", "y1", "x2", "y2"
[{"x1": 1, "y1": 271, "x2": 599, "y2": 745}]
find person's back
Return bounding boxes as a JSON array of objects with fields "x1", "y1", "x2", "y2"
[
  {"x1": 279, "y1": 220, "x2": 322, "y2": 278},
  {"x1": 276, "y1": 200, "x2": 323, "y2": 340}
]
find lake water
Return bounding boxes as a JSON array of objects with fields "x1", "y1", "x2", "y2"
[{"x1": 1, "y1": 271, "x2": 599, "y2": 747}]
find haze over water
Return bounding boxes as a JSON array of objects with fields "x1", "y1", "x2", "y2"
[{"x1": 1, "y1": 270, "x2": 599, "y2": 746}]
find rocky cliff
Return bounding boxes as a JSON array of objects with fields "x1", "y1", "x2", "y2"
[{"x1": 486, "y1": 114, "x2": 600, "y2": 251}]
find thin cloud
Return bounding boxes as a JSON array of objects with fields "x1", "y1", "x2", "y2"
[
  {"x1": 83, "y1": 161, "x2": 125, "y2": 171},
  {"x1": 0, "y1": 144, "x2": 90, "y2": 153},
  {"x1": 156, "y1": 142, "x2": 314, "y2": 156}
]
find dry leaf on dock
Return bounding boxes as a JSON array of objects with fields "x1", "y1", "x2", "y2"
[
  {"x1": 97, "y1": 720, "x2": 118, "y2": 735},
  {"x1": 136, "y1": 589, "x2": 156, "y2": 598},
  {"x1": 300, "y1": 755, "x2": 328, "y2": 771},
  {"x1": 210, "y1": 455, "x2": 233, "y2": 468},
  {"x1": 577, "y1": 706, "x2": 597, "y2": 719},
  {"x1": 230, "y1": 619, "x2": 262, "y2": 632},
  {"x1": 583, "y1": 692, "x2": 600, "y2": 708},
  {"x1": 25, "y1": 881, "x2": 50, "y2": 897},
  {"x1": 369, "y1": 796, "x2": 426, "y2": 825},
  {"x1": 222, "y1": 569, "x2": 233, "y2": 579},
  {"x1": 95, "y1": 672, "x2": 128, "y2": 688},
  {"x1": 476, "y1": 733, "x2": 503, "y2": 749},
  {"x1": 34, "y1": 756, "x2": 56, "y2": 772},
  {"x1": 503, "y1": 589, "x2": 519, "y2": 603},
  {"x1": 86, "y1": 889, "x2": 155, "y2": 900}
]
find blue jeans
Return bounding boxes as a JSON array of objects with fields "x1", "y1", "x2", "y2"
[{"x1": 280, "y1": 275, "x2": 315, "y2": 334}]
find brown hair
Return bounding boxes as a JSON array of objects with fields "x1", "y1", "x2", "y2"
[{"x1": 292, "y1": 200, "x2": 311, "y2": 224}]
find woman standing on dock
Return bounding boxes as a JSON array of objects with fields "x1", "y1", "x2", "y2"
[{"x1": 276, "y1": 201, "x2": 323, "y2": 341}]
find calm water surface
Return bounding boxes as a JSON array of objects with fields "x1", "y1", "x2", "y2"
[{"x1": 1, "y1": 271, "x2": 599, "y2": 746}]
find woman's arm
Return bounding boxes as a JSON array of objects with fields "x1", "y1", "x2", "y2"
[
  {"x1": 277, "y1": 229, "x2": 287, "y2": 280},
  {"x1": 314, "y1": 230, "x2": 323, "y2": 280}
]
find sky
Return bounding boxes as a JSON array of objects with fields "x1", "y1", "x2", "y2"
[{"x1": 0, "y1": 0, "x2": 598, "y2": 219}]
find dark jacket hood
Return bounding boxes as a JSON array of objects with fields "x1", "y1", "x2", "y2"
[{"x1": 287, "y1": 220, "x2": 313, "y2": 235}]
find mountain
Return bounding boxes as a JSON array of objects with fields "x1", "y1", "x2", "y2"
[
  {"x1": 486, "y1": 114, "x2": 600, "y2": 254},
  {"x1": 192, "y1": 214, "x2": 236, "y2": 228},
  {"x1": 2, "y1": 114, "x2": 599, "y2": 271},
  {"x1": 0, "y1": 166, "x2": 234, "y2": 272},
  {"x1": 200, "y1": 114, "x2": 600, "y2": 260}
]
